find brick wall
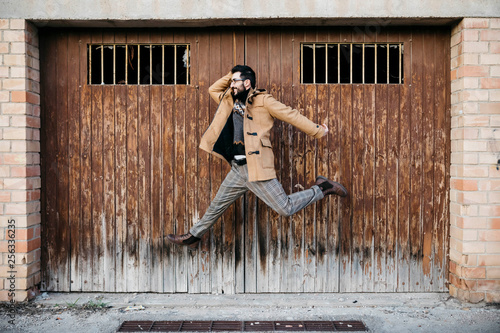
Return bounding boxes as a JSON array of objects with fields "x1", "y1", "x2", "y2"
[
  {"x1": 449, "y1": 17, "x2": 500, "y2": 303},
  {"x1": 0, "y1": 19, "x2": 41, "y2": 302}
]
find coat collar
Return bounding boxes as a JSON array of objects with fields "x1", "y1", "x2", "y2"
[{"x1": 246, "y1": 88, "x2": 266, "y2": 105}]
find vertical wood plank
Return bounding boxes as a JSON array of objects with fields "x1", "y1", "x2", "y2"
[
  {"x1": 314, "y1": 28, "x2": 330, "y2": 293},
  {"x1": 208, "y1": 30, "x2": 223, "y2": 294},
  {"x1": 150, "y1": 84, "x2": 163, "y2": 292},
  {"x1": 339, "y1": 84, "x2": 353, "y2": 292},
  {"x1": 125, "y1": 31, "x2": 139, "y2": 291},
  {"x1": 326, "y1": 30, "x2": 341, "y2": 293},
  {"x1": 351, "y1": 84, "x2": 364, "y2": 291},
  {"x1": 422, "y1": 30, "x2": 436, "y2": 291},
  {"x1": 374, "y1": 84, "x2": 388, "y2": 292},
  {"x1": 173, "y1": 31, "x2": 189, "y2": 293},
  {"x1": 138, "y1": 84, "x2": 152, "y2": 291},
  {"x1": 161, "y1": 31, "x2": 176, "y2": 293},
  {"x1": 79, "y1": 32, "x2": 94, "y2": 292},
  {"x1": 113, "y1": 26, "x2": 128, "y2": 293},
  {"x1": 114, "y1": 82, "x2": 128, "y2": 292},
  {"x1": 363, "y1": 84, "x2": 376, "y2": 292},
  {"x1": 291, "y1": 28, "x2": 305, "y2": 293},
  {"x1": 386, "y1": 83, "x2": 400, "y2": 292},
  {"x1": 102, "y1": 31, "x2": 116, "y2": 292},
  {"x1": 40, "y1": 30, "x2": 57, "y2": 291},
  {"x1": 410, "y1": 31, "x2": 424, "y2": 291},
  {"x1": 68, "y1": 31, "x2": 82, "y2": 291},
  {"x1": 149, "y1": 30, "x2": 164, "y2": 293},
  {"x1": 338, "y1": 28, "x2": 353, "y2": 293},
  {"x1": 279, "y1": 28, "x2": 294, "y2": 292},
  {"x1": 373, "y1": 30, "x2": 388, "y2": 293},
  {"x1": 103, "y1": 85, "x2": 116, "y2": 291},
  {"x1": 174, "y1": 82, "x2": 187, "y2": 292},
  {"x1": 361, "y1": 28, "x2": 377, "y2": 292},
  {"x1": 302, "y1": 28, "x2": 317, "y2": 293},
  {"x1": 137, "y1": 31, "x2": 152, "y2": 292},
  {"x1": 351, "y1": 24, "x2": 367, "y2": 289},
  {"x1": 268, "y1": 28, "x2": 282, "y2": 293},
  {"x1": 185, "y1": 30, "x2": 200, "y2": 294},
  {"x1": 90, "y1": 31, "x2": 105, "y2": 292},
  {"x1": 56, "y1": 32, "x2": 71, "y2": 291},
  {"x1": 126, "y1": 83, "x2": 139, "y2": 291},
  {"x1": 397, "y1": 30, "x2": 412, "y2": 292},
  {"x1": 433, "y1": 28, "x2": 451, "y2": 291},
  {"x1": 197, "y1": 31, "x2": 212, "y2": 293},
  {"x1": 304, "y1": 82, "x2": 317, "y2": 292},
  {"x1": 162, "y1": 84, "x2": 176, "y2": 292}
]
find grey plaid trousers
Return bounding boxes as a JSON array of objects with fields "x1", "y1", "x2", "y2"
[{"x1": 190, "y1": 160, "x2": 324, "y2": 237}]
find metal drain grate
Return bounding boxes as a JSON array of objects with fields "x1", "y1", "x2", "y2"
[{"x1": 117, "y1": 320, "x2": 367, "y2": 332}]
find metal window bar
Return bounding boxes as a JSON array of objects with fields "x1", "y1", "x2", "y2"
[
  {"x1": 399, "y1": 44, "x2": 402, "y2": 84},
  {"x1": 337, "y1": 44, "x2": 340, "y2": 84},
  {"x1": 101, "y1": 45, "x2": 104, "y2": 84},
  {"x1": 89, "y1": 46, "x2": 91, "y2": 84},
  {"x1": 88, "y1": 43, "x2": 190, "y2": 85},
  {"x1": 362, "y1": 44, "x2": 365, "y2": 84},
  {"x1": 387, "y1": 43, "x2": 389, "y2": 84},
  {"x1": 312, "y1": 43, "x2": 316, "y2": 84},
  {"x1": 113, "y1": 45, "x2": 116, "y2": 85},
  {"x1": 187, "y1": 44, "x2": 190, "y2": 84},
  {"x1": 137, "y1": 45, "x2": 140, "y2": 84},
  {"x1": 325, "y1": 43, "x2": 328, "y2": 84},
  {"x1": 300, "y1": 42, "x2": 404, "y2": 85},
  {"x1": 350, "y1": 44, "x2": 353, "y2": 84},
  {"x1": 300, "y1": 45, "x2": 303, "y2": 84}
]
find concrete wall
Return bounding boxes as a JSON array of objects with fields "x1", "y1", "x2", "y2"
[{"x1": 0, "y1": 0, "x2": 499, "y2": 27}]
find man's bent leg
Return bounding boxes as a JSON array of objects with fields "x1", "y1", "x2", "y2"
[
  {"x1": 247, "y1": 178, "x2": 324, "y2": 217},
  {"x1": 189, "y1": 164, "x2": 248, "y2": 238}
]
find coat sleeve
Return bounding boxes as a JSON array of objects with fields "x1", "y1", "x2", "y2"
[
  {"x1": 208, "y1": 71, "x2": 232, "y2": 103},
  {"x1": 264, "y1": 95, "x2": 326, "y2": 139}
]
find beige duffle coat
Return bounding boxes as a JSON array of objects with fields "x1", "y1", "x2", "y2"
[{"x1": 199, "y1": 72, "x2": 326, "y2": 182}]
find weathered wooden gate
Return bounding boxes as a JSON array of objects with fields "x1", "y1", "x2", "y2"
[{"x1": 40, "y1": 27, "x2": 450, "y2": 293}]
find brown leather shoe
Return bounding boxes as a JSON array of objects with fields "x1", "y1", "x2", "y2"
[
  {"x1": 166, "y1": 232, "x2": 201, "y2": 248},
  {"x1": 315, "y1": 176, "x2": 348, "y2": 197}
]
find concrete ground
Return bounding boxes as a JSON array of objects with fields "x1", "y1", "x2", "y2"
[{"x1": 0, "y1": 292, "x2": 499, "y2": 333}]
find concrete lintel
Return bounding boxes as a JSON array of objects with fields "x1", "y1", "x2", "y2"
[{"x1": 31, "y1": 17, "x2": 460, "y2": 29}]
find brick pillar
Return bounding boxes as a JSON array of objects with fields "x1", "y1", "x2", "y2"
[
  {"x1": 449, "y1": 18, "x2": 500, "y2": 303},
  {"x1": 0, "y1": 19, "x2": 41, "y2": 302}
]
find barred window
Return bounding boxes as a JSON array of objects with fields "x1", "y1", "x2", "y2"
[
  {"x1": 301, "y1": 43, "x2": 404, "y2": 84},
  {"x1": 88, "y1": 44, "x2": 190, "y2": 85}
]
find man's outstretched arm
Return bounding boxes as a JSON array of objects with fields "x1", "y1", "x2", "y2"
[{"x1": 264, "y1": 95, "x2": 327, "y2": 139}]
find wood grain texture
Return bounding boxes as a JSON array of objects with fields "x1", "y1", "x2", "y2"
[{"x1": 40, "y1": 27, "x2": 450, "y2": 294}]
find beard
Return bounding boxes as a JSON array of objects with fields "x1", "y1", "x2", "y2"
[{"x1": 232, "y1": 87, "x2": 250, "y2": 103}]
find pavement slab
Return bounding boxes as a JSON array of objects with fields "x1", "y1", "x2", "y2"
[{"x1": 1, "y1": 292, "x2": 499, "y2": 332}]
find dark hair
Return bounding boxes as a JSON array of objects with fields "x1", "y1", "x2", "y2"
[{"x1": 231, "y1": 65, "x2": 256, "y2": 89}]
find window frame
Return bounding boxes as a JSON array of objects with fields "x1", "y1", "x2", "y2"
[
  {"x1": 87, "y1": 43, "x2": 190, "y2": 85},
  {"x1": 300, "y1": 42, "x2": 404, "y2": 85}
]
